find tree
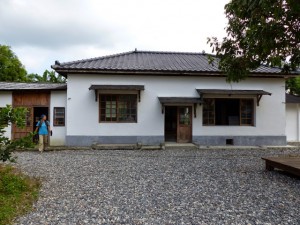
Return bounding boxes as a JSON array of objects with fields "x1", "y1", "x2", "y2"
[
  {"x1": 0, "y1": 105, "x2": 34, "y2": 162},
  {"x1": 0, "y1": 45, "x2": 66, "y2": 83},
  {"x1": 27, "y1": 70, "x2": 66, "y2": 83},
  {"x1": 286, "y1": 77, "x2": 300, "y2": 95},
  {"x1": 208, "y1": 0, "x2": 300, "y2": 82},
  {"x1": 0, "y1": 45, "x2": 28, "y2": 82}
]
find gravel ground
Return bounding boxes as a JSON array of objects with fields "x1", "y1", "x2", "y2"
[{"x1": 12, "y1": 148, "x2": 300, "y2": 225}]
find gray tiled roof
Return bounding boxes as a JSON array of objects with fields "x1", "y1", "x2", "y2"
[
  {"x1": 52, "y1": 50, "x2": 286, "y2": 75},
  {"x1": 286, "y1": 93, "x2": 300, "y2": 103},
  {"x1": 0, "y1": 82, "x2": 67, "y2": 91}
]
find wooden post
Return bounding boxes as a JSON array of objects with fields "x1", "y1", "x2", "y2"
[{"x1": 266, "y1": 162, "x2": 274, "y2": 171}]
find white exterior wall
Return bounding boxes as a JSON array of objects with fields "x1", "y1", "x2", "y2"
[
  {"x1": 0, "y1": 91, "x2": 13, "y2": 139},
  {"x1": 50, "y1": 91, "x2": 67, "y2": 146},
  {"x1": 286, "y1": 103, "x2": 300, "y2": 142},
  {"x1": 66, "y1": 74, "x2": 286, "y2": 145}
]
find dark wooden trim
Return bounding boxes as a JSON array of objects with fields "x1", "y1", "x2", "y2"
[
  {"x1": 158, "y1": 97, "x2": 202, "y2": 104},
  {"x1": 89, "y1": 84, "x2": 145, "y2": 90},
  {"x1": 197, "y1": 89, "x2": 272, "y2": 96},
  {"x1": 89, "y1": 85, "x2": 144, "y2": 102}
]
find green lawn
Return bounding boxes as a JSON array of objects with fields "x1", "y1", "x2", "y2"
[{"x1": 0, "y1": 165, "x2": 40, "y2": 225}]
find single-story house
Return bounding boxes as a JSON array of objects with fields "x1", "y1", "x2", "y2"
[{"x1": 0, "y1": 50, "x2": 299, "y2": 146}]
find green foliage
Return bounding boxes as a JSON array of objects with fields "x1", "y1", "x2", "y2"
[
  {"x1": 286, "y1": 77, "x2": 300, "y2": 95},
  {"x1": 0, "y1": 45, "x2": 28, "y2": 82},
  {"x1": 208, "y1": 0, "x2": 300, "y2": 82},
  {"x1": 28, "y1": 70, "x2": 66, "y2": 83},
  {"x1": 0, "y1": 45, "x2": 66, "y2": 83},
  {"x1": 0, "y1": 165, "x2": 40, "y2": 225},
  {"x1": 0, "y1": 105, "x2": 35, "y2": 162}
]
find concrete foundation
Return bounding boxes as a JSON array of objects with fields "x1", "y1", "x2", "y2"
[{"x1": 66, "y1": 135, "x2": 287, "y2": 147}]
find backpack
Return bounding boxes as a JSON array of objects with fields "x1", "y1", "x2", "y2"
[{"x1": 38, "y1": 120, "x2": 50, "y2": 128}]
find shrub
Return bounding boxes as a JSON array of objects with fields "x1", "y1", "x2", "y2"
[{"x1": 0, "y1": 105, "x2": 35, "y2": 162}]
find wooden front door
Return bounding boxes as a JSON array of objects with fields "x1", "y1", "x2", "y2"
[
  {"x1": 12, "y1": 107, "x2": 33, "y2": 139},
  {"x1": 177, "y1": 106, "x2": 192, "y2": 143}
]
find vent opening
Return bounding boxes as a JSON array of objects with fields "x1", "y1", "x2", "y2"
[{"x1": 226, "y1": 139, "x2": 234, "y2": 145}]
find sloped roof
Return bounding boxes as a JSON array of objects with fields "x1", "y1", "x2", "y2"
[
  {"x1": 286, "y1": 93, "x2": 300, "y2": 103},
  {"x1": 51, "y1": 50, "x2": 291, "y2": 77},
  {"x1": 0, "y1": 82, "x2": 67, "y2": 91}
]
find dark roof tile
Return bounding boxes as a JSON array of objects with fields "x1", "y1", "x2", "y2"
[
  {"x1": 0, "y1": 82, "x2": 67, "y2": 91},
  {"x1": 52, "y1": 50, "x2": 300, "y2": 76},
  {"x1": 50, "y1": 51, "x2": 226, "y2": 73},
  {"x1": 286, "y1": 93, "x2": 300, "y2": 103}
]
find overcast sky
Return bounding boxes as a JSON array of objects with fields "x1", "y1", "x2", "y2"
[{"x1": 0, "y1": 0, "x2": 229, "y2": 75}]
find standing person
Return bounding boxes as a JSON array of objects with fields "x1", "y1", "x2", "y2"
[{"x1": 35, "y1": 114, "x2": 51, "y2": 152}]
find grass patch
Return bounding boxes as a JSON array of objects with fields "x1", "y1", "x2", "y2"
[{"x1": 0, "y1": 165, "x2": 41, "y2": 225}]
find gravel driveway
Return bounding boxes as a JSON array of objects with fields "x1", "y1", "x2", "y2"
[{"x1": 14, "y1": 148, "x2": 300, "y2": 225}]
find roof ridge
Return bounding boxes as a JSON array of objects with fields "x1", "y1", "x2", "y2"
[{"x1": 133, "y1": 50, "x2": 207, "y2": 55}]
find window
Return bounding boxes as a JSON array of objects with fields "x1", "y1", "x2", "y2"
[
  {"x1": 100, "y1": 94, "x2": 137, "y2": 122},
  {"x1": 203, "y1": 98, "x2": 254, "y2": 126},
  {"x1": 203, "y1": 99, "x2": 215, "y2": 125},
  {"x1": 179, "y1": 107, "x2": 191, "y2": 125},
  {"x1": 240, "y1": 99, "x2": 254, "y2": 126},
  {"x1": 53, "y1": 107, "x2": 65, "y2": 126}
]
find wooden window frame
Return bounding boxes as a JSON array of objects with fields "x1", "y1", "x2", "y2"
[
  {"x1": 202, "y1": 98, "x2": 215, "y2": 126},
  {"x1": 202, "y1": 98, "x2": 254, "y2": 126},
  {"x1": 240, "y1": 99, "x2": 254, "y2": 126},
  {"x1": 99, "y1": 94, "x2": 138, "y2": 123},
  {"x1": 53, "y1": 107, "x2": 65, "y2": 126}
]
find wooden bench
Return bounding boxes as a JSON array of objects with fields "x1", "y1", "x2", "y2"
[{"x1": 262, "y1": 157, "x2": 300, "y2": 177}]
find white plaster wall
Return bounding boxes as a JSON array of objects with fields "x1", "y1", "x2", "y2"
[
  {"x1": 286, "y1": 103, "x2": 299, "y2": 141},
  {"x1": 0, "y1": 91, "x2": 13, "y2": 139},
  {"x1": 67, "y1": 74, "x2": 286, "y2": 137},
  {"x1": 50, "y1": 91, "x2": 67, "y2": 145}
]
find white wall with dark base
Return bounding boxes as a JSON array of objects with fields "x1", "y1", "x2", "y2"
[
  {"x1": 0, "y1": 91, "x2": 12, "y2": 139},
  {"x1": 50, "y1": 91, "x2": 67, "y2": 146},
  {"x1": 286, "y1": 103, "x2": 300, "y2": 142}
]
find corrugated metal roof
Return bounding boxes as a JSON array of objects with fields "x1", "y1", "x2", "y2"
[
  {"x1": 286, "y1": 93, "x2": 300, "y2": 103},
  {"x1": 197, "y1": 89, "x2": 272, "y2": 96},
  {"x1": 89, "y1": 85, "x2": 145, "y2": 90},
  {"x1": 0, "y1": 82, "x2": 67, "y2": 91},
  {"x1": 52, "y1": 50, "x2": 287, "y2": 75},
  {"x1": 158, "y1": 97, "x2": 202, "y2": 104}
]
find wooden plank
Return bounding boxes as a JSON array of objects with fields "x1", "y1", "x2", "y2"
[
  {"x1": 262, "y1": 157, "x2": 300, "y2": 177},
  {"x1": 13, "y1": 91, "x2": 50, "y2": 106}
]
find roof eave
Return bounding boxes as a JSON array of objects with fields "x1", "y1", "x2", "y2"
[{"x1": 52, "y1": 68, "x2": 294, "y2": 78}]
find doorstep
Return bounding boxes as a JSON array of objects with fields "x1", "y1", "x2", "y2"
[{"x1": 163, "y1": 142, "x2": 198, "y2": 150}]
